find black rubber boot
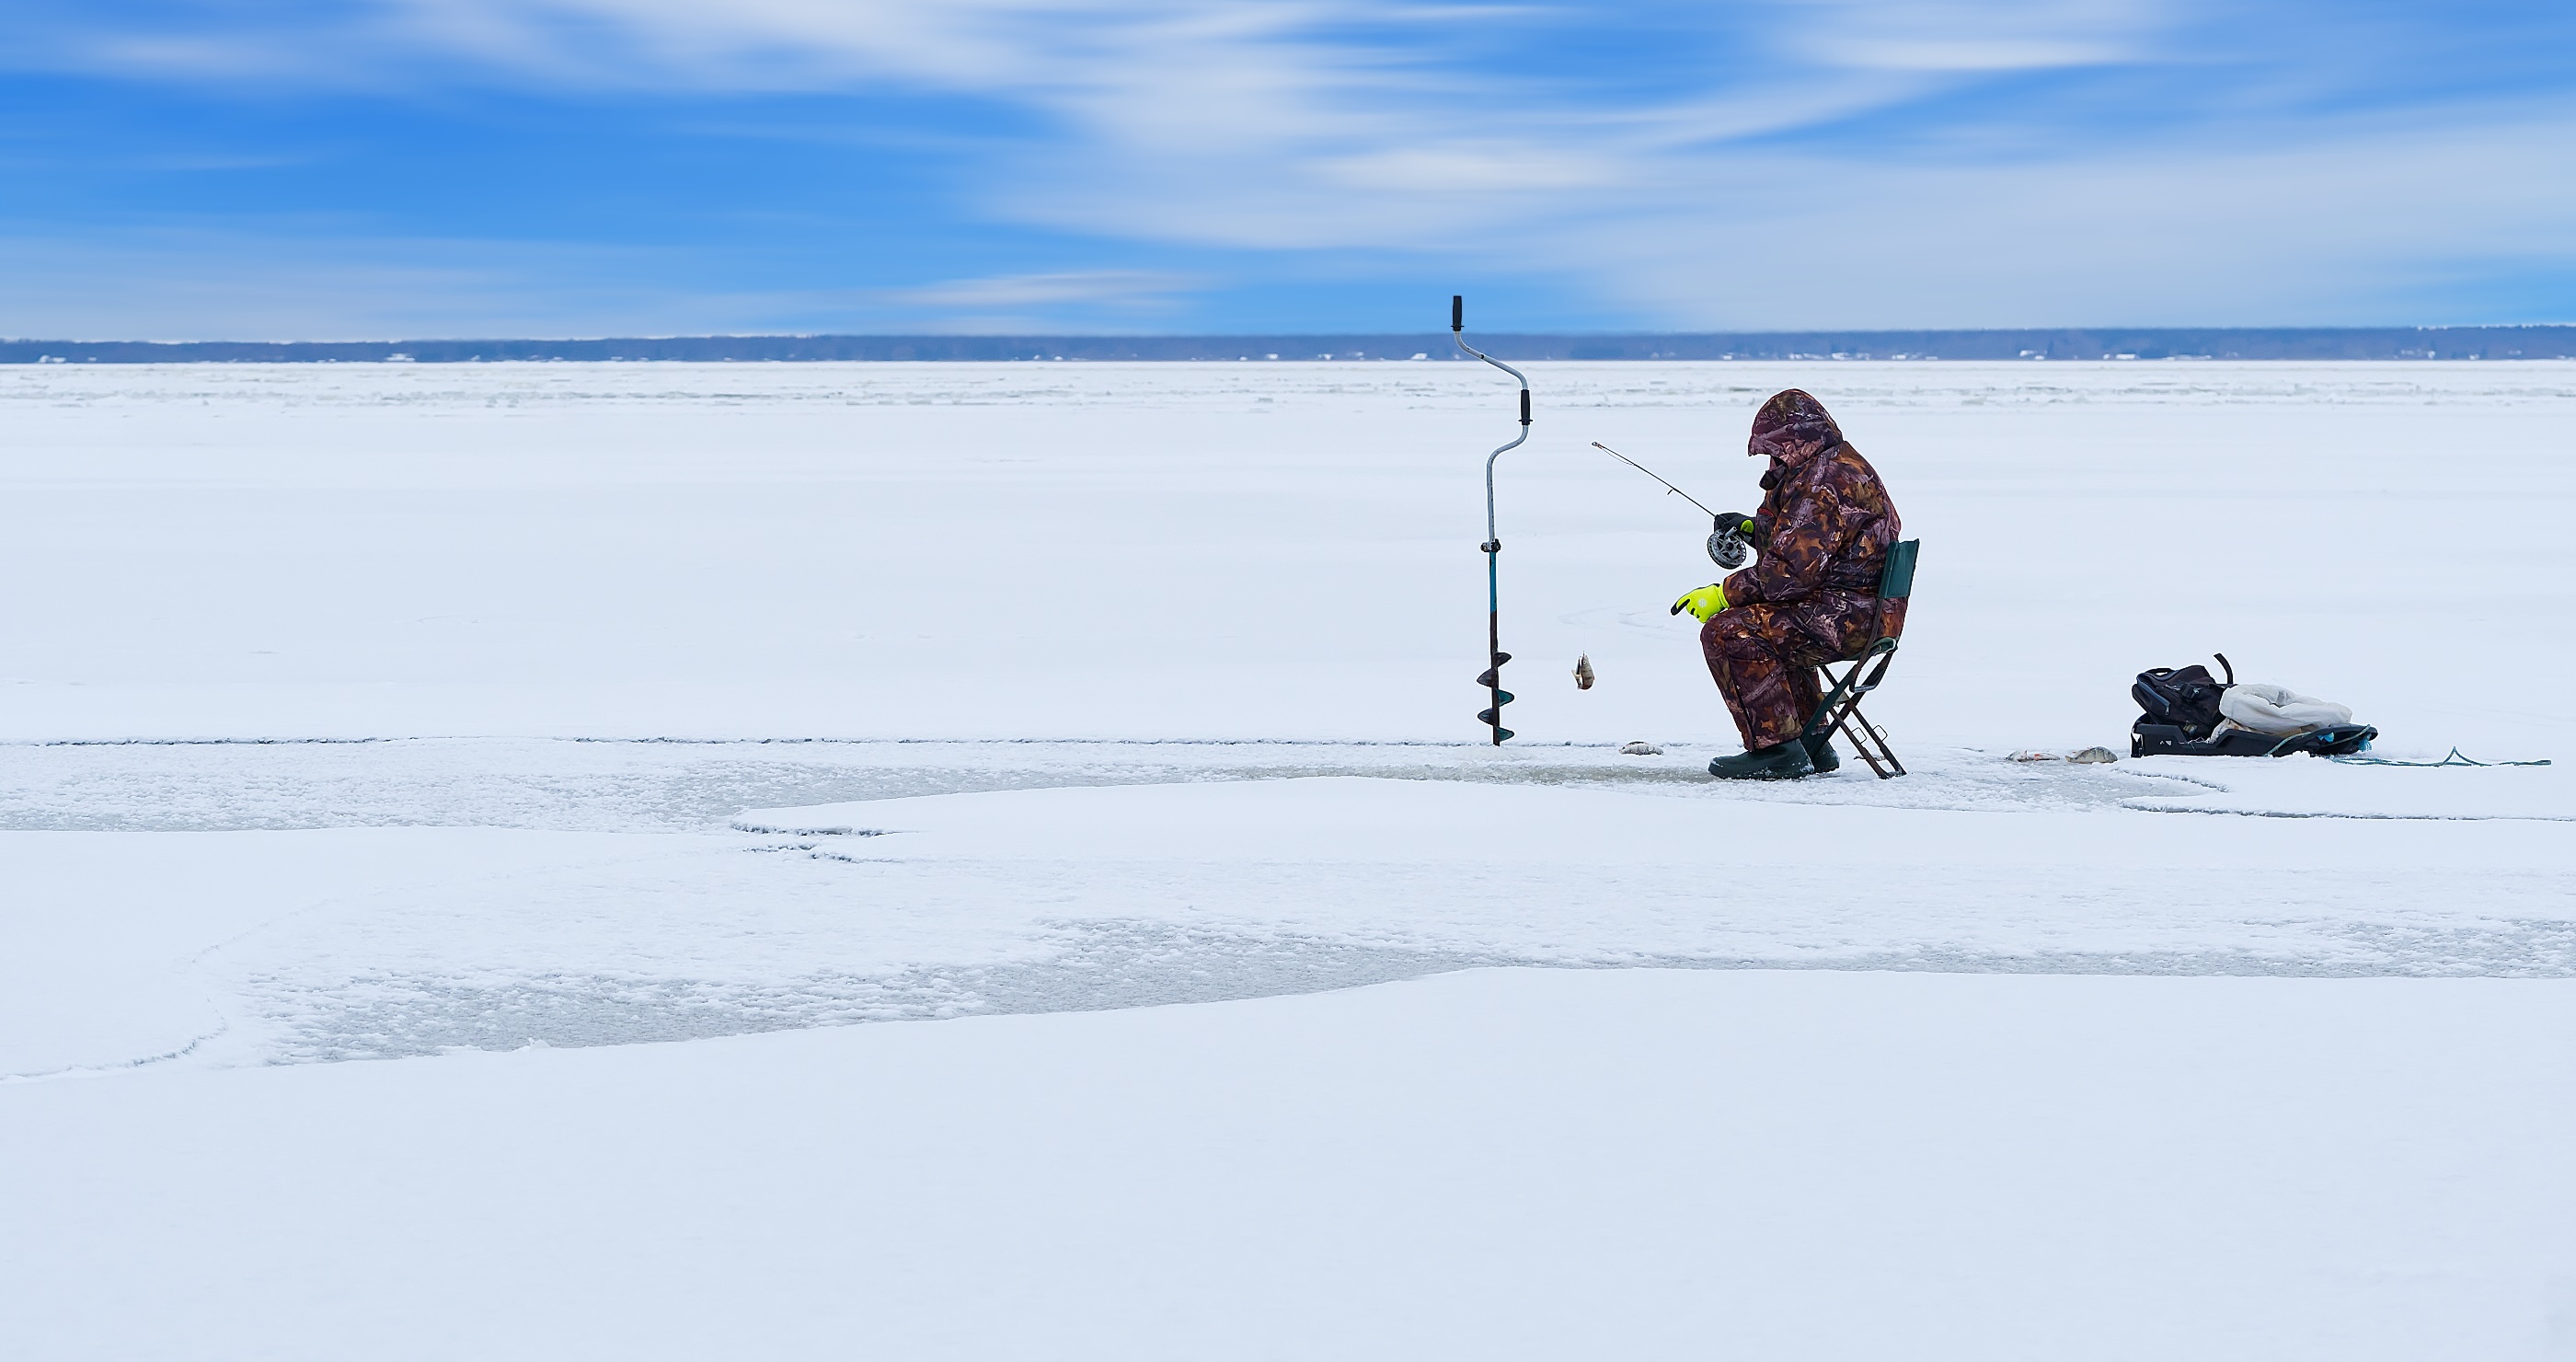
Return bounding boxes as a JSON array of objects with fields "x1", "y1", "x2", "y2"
[
  {"x1": 1802, "y1": 733, "x2": 1841, "y2": 774},
  {"x1": 1707, "y1": 740, "x2": 1815, "y2": 780}
]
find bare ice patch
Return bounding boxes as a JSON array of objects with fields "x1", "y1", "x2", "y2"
[{"x1": 255, "y1": 912, "x2": 2576, "y2": 1065}]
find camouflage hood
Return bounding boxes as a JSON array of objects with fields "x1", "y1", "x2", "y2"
[
  {"x1": 1747, "y1": 388, "x2": 1843, "y2": 466},
  {"x1": 1720, "y1": 386, "x2": 1901, "y2": 612}
]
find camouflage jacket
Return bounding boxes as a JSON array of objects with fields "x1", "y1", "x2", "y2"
[{"x1": 1721, "y1": 393, "x2": 1902, "y2": 608}]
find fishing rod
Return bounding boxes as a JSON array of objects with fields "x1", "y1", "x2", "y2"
[
  {"x1": 1590, "y1": 441, "x2": 1717, "y2": 517},
  {"x1": 1591, "y1": 440, "x2": 1754, "y2": 570},
  {"x1": 1455, "y1": 294, "x2": 1528, "y2": 745}
]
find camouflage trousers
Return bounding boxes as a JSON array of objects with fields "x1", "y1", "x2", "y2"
[{"x1": 1699, "y1": 594, "x2": 1881, "y2": 749}]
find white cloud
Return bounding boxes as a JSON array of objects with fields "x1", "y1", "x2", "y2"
[
  {"x1": 0, "y1": 233, "x2": 1213, "y2": 340},
  {"x1": 1819, "y1": 37, "x2": 2131, "y2": 71},
  {"x1": 1785, "y1": 0, "x2": 2159, "y2": 72},
  {"x1": 10, "y1": 1, "x2": 2575, "y2": 329},
  {"x1": 0, "y1": 230, "x2": 852, "y2": 340},
  {"x1": 873, "y1": 270, "x2": 1201, "y2": 310},
  {"x1": 1551, "y1": 106, "x2": 2576, "y2": 328},
  {"x1": 1317, "y1": 145, "x2": 1631, "y2": 193},
  {"x1": 0, "y1": 232, "x2": 592, "y2": 340}
]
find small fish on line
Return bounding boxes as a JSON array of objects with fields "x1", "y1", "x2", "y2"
[{"x1": 1573, "y1": 654, "x2": 1595, "y2": 690}]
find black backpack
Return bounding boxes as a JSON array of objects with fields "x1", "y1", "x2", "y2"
[
  {"x1": 2133, "y1": 653, "x2": 2234, "y2": 740},
  {"x1": 2129, "y1": 652, "x2": 2377, "y2": 757}
]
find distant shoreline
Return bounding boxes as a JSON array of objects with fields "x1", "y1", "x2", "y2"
[{"x1": 6, "y1": 327, "x2": 2573, "y2": 364}]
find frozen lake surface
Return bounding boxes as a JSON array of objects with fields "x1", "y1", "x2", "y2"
[{"x1": 4, "y1": 362, "x2": 2571, "y2": 1358}]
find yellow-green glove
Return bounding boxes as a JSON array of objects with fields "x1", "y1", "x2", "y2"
[{"x1": 1671, "y1": 583, "x2": 1729, "y2": 622}]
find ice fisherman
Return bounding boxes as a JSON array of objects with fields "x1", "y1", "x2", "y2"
[{"x1": 1671, "y1": 389, "x2": 1904, "y2": 780}]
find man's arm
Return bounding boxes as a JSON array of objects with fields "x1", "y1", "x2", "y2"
[{"x1": 1722, "y1": 467, "x2": 1846, "y2": 606}]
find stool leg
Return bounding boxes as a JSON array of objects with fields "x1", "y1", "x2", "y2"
[{"x1": 1842, "y1": 700, "x2": 1904, "y2": 779}]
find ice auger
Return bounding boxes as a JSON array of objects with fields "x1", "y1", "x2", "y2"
[{"x1": 1454, "y1": 294, "x2": 1529, "y2": 744}]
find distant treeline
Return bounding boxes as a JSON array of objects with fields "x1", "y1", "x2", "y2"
[{"x1": 6, "y1": 327, "x2": 2575, "y2": 364}]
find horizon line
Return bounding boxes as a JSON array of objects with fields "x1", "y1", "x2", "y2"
[{"x1": 7, "y1": 325, "x2": 2576, "y2": 364}]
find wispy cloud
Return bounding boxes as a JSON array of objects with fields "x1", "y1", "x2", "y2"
[
  {"x1": 1788, "y1": 0, "x2": 2157, "y2": 71},
  {"x1": 855, "y1": 270, "x2": 1209, "y2": 330},
  {"x1": 4, "y1": 1, "x2": 2575, "y2": 332},
  {"x1": 875, "y1": 271, "x2": 1200, "y2": 310}
]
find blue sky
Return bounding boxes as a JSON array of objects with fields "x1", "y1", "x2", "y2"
[{"x1": 6, "y1": 1, "x2": 2576, "y2": 338}]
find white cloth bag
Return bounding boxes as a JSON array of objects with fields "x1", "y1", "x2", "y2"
[{"x1": 2217, "y1": 681, "x2": 2354, "y2": 736}]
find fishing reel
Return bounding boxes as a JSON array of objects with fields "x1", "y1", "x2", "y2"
[{"x1": 1708, "y1": 513, "x2": 1756, "y2": 570}]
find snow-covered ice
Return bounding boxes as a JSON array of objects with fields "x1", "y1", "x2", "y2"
[
  {"x1": 12, "y1": 969, "x2": 2576, "y2": 1360},
  {"x1": 4, "y1": 359, "x2": 2567, "y2": 746},
  {"x1": 3, "y1": 361, "x2": 2571, "y2": 1357}
]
